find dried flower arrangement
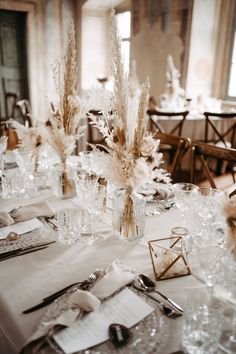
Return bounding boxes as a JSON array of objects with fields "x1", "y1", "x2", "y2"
[
  {"x1": 224, "y1": 195, "x2": 236, "y2": 259},
  {"x1": 47, "y1": 21, "x2": 85, "y2": 197},
  {"x1": 11, "y1": 120, "x2": 46, "y2": 173},
  {"x1": 89, "y1": 12, "x2": 170, "y2": 238}
]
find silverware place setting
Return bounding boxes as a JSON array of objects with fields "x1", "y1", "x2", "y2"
[
  {"x1": 0, "y1": 240, "x2": 56, "y2": 261},
  {"x1": 132, "y1": 274, "x2": 183, "y2": 317},
  {"x1": 22, "y1": 268, "x2": 105, "y2": 314}
]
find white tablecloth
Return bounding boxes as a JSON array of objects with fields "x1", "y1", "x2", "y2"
[
  {"x1": 0, "y1": 192, "x2": 207, "y2": 354},
  {"x1": 155, "y1": 115, "x2": 235, "y2": 143}
]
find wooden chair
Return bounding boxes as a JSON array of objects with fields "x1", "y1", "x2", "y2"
[
  {"x1": 147, "y1": 110, "x2": 189, "y2": 137},
  {"x1": 153, "y1": 131, "x2": 191, "y2": 181},
  {"x1": 16, "y1": 99, "x2": 33, "y2": 127},
  {"x1": 204, "y1": 112, "x2": 236, "y2": 148},
  {"x1": 229, "y1": 188, "x2": 236, "y2": 198},
  {"x1": 191, "y1": 141, "x2": 236, "y2": 189}
]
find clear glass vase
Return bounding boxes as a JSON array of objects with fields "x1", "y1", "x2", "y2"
[
  {"x1": 57, "y1": 160, "x2": 76, "y2": 199},
  {"x1": 112, "y1": 187, "x2": 145, "y2": 242}
]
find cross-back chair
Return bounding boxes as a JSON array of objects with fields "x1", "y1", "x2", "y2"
[
  {"x1": 16, "y1": 99, "x2": 33, "y2": 127},
  {"x1": 204, "y1": 112, "x2": 236, "y2": 148},
  {"x1": 153, "y1": 131, "x2": 191, "y2": 182},
  {"x1": 147, "y1": 109, "x2": 189, "y2": 137},
  {"x1": 191, "y1": 141, "x2": 236, "y2": 189},
  {"x1": 229, "y1": 188, "x2": 236, "y2": 198}
]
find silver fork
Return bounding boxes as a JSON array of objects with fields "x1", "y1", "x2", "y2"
[
  {"x1": 43, "y1": 269, "x2": 103, "y2": 302},
  {"x1": 22, "y1": 269, "x2": 104, "y2": 314}
]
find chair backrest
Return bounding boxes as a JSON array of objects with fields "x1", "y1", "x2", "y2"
[
  {"x1": 191, "y1": 141, "x2": 236, "y2": 188},
  {"x1": 16, "y1": 99, "x2": 33, "y2": 127},
  {"x1": 147, "y1": 109, "x2": 189, "y2": 136},
  {"x1": 229, "y1": 188, "x2": 236, "y2": 198},
  {"x1": 204, "y1": 111, "x2": 236, "y2": 148},
  {"x1": 154, "y1": 131, "x2": 191, "y2": 180}
]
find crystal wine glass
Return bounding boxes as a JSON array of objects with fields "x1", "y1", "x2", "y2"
[
  {"x1": 14, "y1": 148, "x2": 36, "y2": 194},
  {"x1": 79, "y1": 151, "x2": 93, "y2": 175},
  {"x1": 218, "y1": 253, "x2": 236, "y2": 354},
  {"x1": 0, "y1": 136, "x2": 8, "y2": 176},
  {"x1": 194, "y1": 187, "x2": 226, "y2": 246},
  {"x1": 173, "y1": 183, "x2": 199, "y2": 228},
  {"x1": 76, "y1": 177, "x2": 106, "y2": 245}
]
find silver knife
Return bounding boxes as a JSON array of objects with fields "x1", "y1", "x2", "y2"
[
  {"x1": 0, "y1": 246, "x2": 49, "y2": 261},
  {"x1": 23, "y1": 268, "x2": 105, "y2": 314},
  {"x1": 0, "y1": 241, "x2": 56, "y2": 260}
]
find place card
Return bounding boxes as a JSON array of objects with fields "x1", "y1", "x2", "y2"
[
  {"x1": 0, "y1": 218, "x2": 43, "y2": 240},
  {"x1": 54, "y1": 288, "x2": 154, "y2": 354}
]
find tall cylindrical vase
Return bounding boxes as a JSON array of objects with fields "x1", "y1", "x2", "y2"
[
  {"x1": 112, "y1": 187, "x2": 145, "y2": 241},
  {"x1": 59, "y1": 160, "x2": 76, "y2": 199}
]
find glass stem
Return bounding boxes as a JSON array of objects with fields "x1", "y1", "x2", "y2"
[
  {"x1": 90, "y1": 213, "x2": 95, "y2": 243},
  {"x1": 0, "y1": 153, "x2": 4, "y2": 177},
  {"x1": 180, "y1": 210, "x2": 186, "y2": 227},
  {"x1": 230, "y1": 310, "x2": 236, "y2": 342}
]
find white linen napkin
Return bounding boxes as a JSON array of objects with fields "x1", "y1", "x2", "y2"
[
  {"x1": 10, "y1": 201, "x2": 55, "y2": 223},
  {"x1": 21, "y1": 260, "x2": 136, "y2": 353},
  {"x1": 0, "y1": 202, "x2": 55, "y2": 228},
  {"x1": 0, "y1": 211, "x2": 14, "y2": 227}
]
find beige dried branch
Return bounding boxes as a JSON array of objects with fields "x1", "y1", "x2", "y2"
[
  {"x1": 111, "y1": 11, "x2": 127, "y2": 139},
  {"x1": 133, "y1": 77, "x2": 150, "y2": 158}
]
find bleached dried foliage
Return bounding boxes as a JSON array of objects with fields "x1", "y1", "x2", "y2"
[
  {"x1": 224, "y1": 196, "x2": 236, "y2": 259},
  {"x1": 11, "y1": 120, "x2": 46, "y2": 152},
  {"x1": 89, "y1": 12, "x2": 169, "y2": 190},
  {"x1": 48, "y1": 21, "x2": 85, "y2": 162}
]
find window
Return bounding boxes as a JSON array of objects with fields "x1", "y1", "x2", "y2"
[
  {"x1": 116, "y1": 11, "x2": 131, "y2": 74},
  {"x1": 226, "y1": 9, "x2": 236, "y2": 99}
]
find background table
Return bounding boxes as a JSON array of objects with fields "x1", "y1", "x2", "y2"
[{"x1": 156, "y1": 114, "x2": 236, "y2": 143}]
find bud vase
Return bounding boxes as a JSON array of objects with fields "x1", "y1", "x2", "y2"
[{"x1": 112, "y1": 187, "x2": 145, "y2": 241}]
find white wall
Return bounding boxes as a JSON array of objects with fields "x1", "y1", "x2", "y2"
[
  {"x1": 185, "y1": 0, "x2": 221, "y2": 98},
  {"x1": 81, "y1": 8, "x2": 111, "y2": 92}
]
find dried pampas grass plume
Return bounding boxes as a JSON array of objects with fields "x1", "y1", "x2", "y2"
[{"x1": 49, "y1": 20, "x2": 85, "y2": 162}]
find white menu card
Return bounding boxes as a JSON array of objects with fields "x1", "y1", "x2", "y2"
[
  {"x1": 54, "y1": 288, "x2": 154, "y2": 354},
  {"x1": 0, "y1": 218, "x2": 43, "y2": 239}
]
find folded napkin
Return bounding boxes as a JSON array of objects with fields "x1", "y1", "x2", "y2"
[
  {"x1": 0, "y1": 202, "x2": 55, "y2": 229},
  {"x1": 10, "y1": 202, "x2": 55, "y2": 222},
  {"x1": 0, "y1": 211, "x2": 14, "y2": 227},
  {"x1": 21, "y1": 260, "x2": 136, "y2": 353}
]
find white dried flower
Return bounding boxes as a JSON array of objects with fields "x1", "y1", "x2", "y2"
[
  {"x1": 140, "y1": 136, "x2": 158, "y2": 157},
  {"x1": 129, "y1": 157, "x2": 154, "y2": 188}
]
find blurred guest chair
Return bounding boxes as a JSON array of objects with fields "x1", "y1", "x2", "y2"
[
  {"x1": 154, "y1": 131, "x2": 191, "y2": 182},
  {"x1": 191, "y1": 141, "x2": 236, "y2": 190},
  {"x1": 147, "y1": 110, "x2": 189, "y2": 137},
  {"x1": 204, "y1": 112, "x2": 236, "y2": 148}
]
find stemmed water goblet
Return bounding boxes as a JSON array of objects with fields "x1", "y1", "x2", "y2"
[
  {"x1": 79, "y1": 151, "x2": 93, "y2": 175},
  {"x1": 0, "y1": 136, "x2": 8, "y2": 176},
  {"x1": 13, "y1": 148, "x2": 36, "y2": 194},
  {"x1": 218, "y1": 253, "x2": 236, "y2": 354},
  {"x1": 173, "y1": 182, "x2": 199, "y2": 228},
  {"x1": 194, "y1": 187, "x2": 227, "y2": 246},
  {"x1": 75, "y1": 174, "x2": 106, "y2": 245}
]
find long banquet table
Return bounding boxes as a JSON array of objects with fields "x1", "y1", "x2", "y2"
[{"x1": 0, "y1": 190, "x2": 217, "y2": 354}]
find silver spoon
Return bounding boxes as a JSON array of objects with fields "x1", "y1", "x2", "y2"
[
  {"x1": 132, "y1": 279, "x2": 177, "y2": 317},
  {"x1": 137, "y1": 274, "x2": 184, "y2": 314}
]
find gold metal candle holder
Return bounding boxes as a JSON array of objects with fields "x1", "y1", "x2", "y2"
[{"x1": 148, "y1": 236, "x2": 191, "y2": 280}]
